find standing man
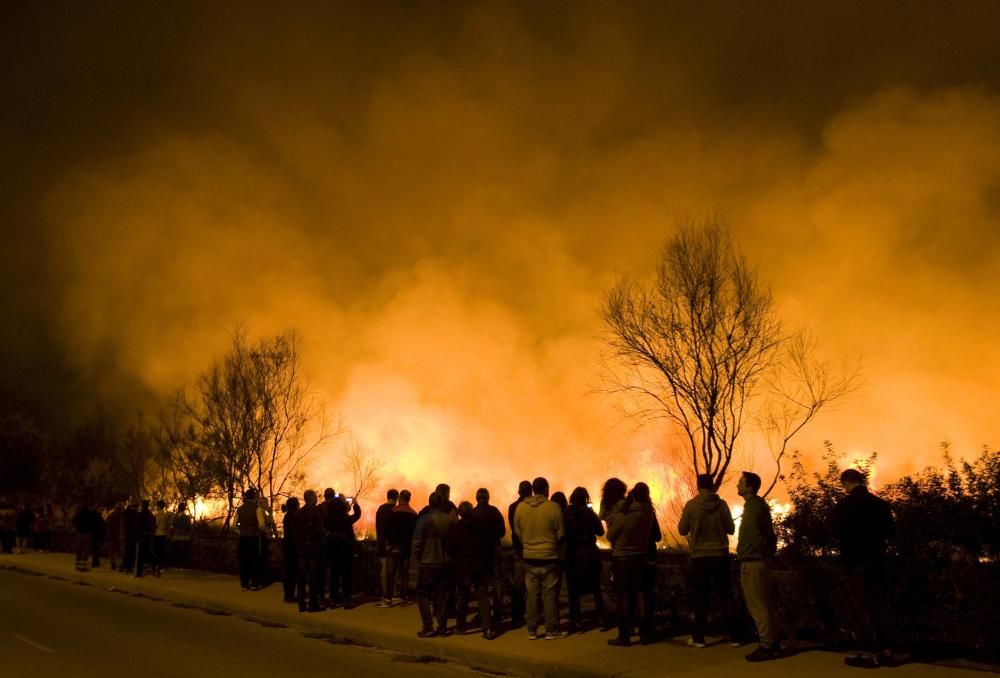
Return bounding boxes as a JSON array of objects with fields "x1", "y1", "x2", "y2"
[
  {"x1": 294, "y1": 490, "x2": 326, "y2": 612},
  {"x1": 171, "y1": 502, "x2": 193, "y2": 569},
  {"x1": 153, "y1": 500, "x2": 169, "y2": 576},
  {"x1": 832, "y1": 468, "x2": 896, "y2": 669},
  {"x1": 236, "y1": 488, "x2": 261, "y2": 591},
  {"x1": 136, "y1": 500, "x2": 156, "y2": 578},
  {"x1": 737, "y1": 472, "x2": 780, "y2": 661},
  {"x1": 507, "y1": 480, "x2": 532, "y2": 627},
  {"x1": 327, "y1": 493, "x2": 362, "y2": 608},
  {"x1": 474, "y1": 487, "x2": 506, "y2": 636},
  {"x1": 388, "y1": 489, "x2": 418, "y2": 603},
  {"x1": 514, "y1": 476, "x2": 567, "y2": 640},
  {"x1": 120, "y1": 500, "x2": 139, "y2": 573},
  {"x1": 375, "y1": 489, "x2": 400, "y2": 607},
  {"x1": 105, "y1": 503, "x2": 123, "y2": 571},
  {"x1": 678, "y1": 473, "x2": 737, "y2": 648},
  {"x1": 412, "y1": 492, "x2": 453, "y2": 637}
]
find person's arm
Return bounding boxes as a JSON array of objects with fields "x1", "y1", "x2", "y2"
[
  {"x1": 677, "y1": 503, "x2": 691, "y2": 537},
  {"x1": 410, "y1": 516, "x2": 425, "y2": 563},
  {"x1": 606, "y1": 511, "x2": 624, "y2": 545},
  {"x1": 762, "y1": 501, "x2": 777, "y2": 554},
  {"x1": 722, "y1": 500, "x2": 735, "y2": 535},
  {"x1": 495, "y1": 508, "x2": 506, "y2": 540},
  {"x1": 650, "y1": 513, "x2": 662, "y2": 544},
  {"x1": 592, "y1": 510, "x2": 605, "y2": 538}
]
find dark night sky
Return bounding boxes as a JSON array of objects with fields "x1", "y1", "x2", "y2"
[{"x1": 2, "y1": 1, "x2": 999, "y2": 492}]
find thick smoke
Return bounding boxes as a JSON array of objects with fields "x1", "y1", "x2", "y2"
[{"x1": 2, "y1": 2, "x2": 999, "y2": 501}]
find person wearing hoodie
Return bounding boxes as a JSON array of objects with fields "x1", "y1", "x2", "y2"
[
  {"x1": 678, "y1": 473, "x2": 737, "y2": 647},
  {"x1": 606, "y1": 482, "x2": 659, "y2": 646},
  {"x1": 513, "y1": 477, "x2": 568, "y2": 640},
  {"x1": 565, "y1": 486, "x2": 605, "y2": 632},
  {"x1": 294, "y1": 490, "x2": 326, "y2": 612},
  {"x1": 452, "y1": 501, "x2": 496, "y2": 638},
  {"x1": 737, "y1": 471, "x2": 780, "y2": 662},
  {"x1": 412, "y1": 492, "x2": 453, "y2": 637},
  {"x1": 281, "y1": 497, "x2": 300, "y2": 604}
]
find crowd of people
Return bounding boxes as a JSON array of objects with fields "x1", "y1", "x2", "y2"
[{"x1": 4, "y1": 465, "x2": 894, "y2": 668}]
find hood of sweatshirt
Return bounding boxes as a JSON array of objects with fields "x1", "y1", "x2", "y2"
[
  {"x1": 698, "y1": 493, "x2": 722, "y2": 512},
  {"x1": 524, "y1": 495, "x2": 548, "y2": 508}
]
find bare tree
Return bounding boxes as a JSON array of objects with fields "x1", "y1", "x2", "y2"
[
  {"x1": 342, "y1": 433, "x2": 384, "y2": 504},
  {"x1": 603, "y1": 219, "x2": 850, "y2": 491},
  {"x1": 178, "y1": 328, "x2": 341, "y2": 531},
  {"x1": 757, "y1": 333, "x2": 860, "y2": 496}
]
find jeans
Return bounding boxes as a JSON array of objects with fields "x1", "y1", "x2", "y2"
[
  {"x1": 237, "y1": 535, "x2": 260, "y2": 588},
  {"x1": 613, "y1": 555, "x2": 647, "y2": 640},
  {"x1": 456, "y1": 572, "x2": 494, "y2": 631},
  {"x1": 297, "y1": 554, "x2": 322, "y2": 610},
  {"x1": 509, "y1": 556, "x2": 527, "y2": 623},
  {"x1": 327, "y1": 538, "x2": 353, "y2": 604},
  {"x1": 846, "y1": 561, "x2": 891, "y2": 654},
  {"x1": 740, "y1": 560, "x2": 776, "y2": 647},
  {"x1": 690, "y1": 555, "x2": 736, "y2": 641},
  {"x1": 417, "y1": 566, "x2": 451, "y2": 631},
  {"x1": 385, "y1": 548, "x2": 410, "y2": 599},
  {"x1": 524, "y1": 561, "x2": 560, "y2": 634},
  {"x1": 153, "y1": 535, "x2": 168, "y2": 572}
]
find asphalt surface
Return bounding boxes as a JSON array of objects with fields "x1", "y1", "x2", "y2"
[{"x1": 0, "y1": 568, "x2": 483, "y2": 678}]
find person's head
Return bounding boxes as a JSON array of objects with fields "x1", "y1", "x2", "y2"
[
  {"x1": 177, "y1": 502, "x2": 187, "y2": 512},
  {"x1": 245, "y1": 488, "x2": 258, "y2": 502},
  {"x1": 696, "y1": 474, "x2": 715, "y2": 492},
  {"x1": 428, "y1": 492, "x2": 443, "y2": 510},
  {"x1": 157, "y1": 500, "x2": 166, "y2": 510},
  {"x1": 601, "y1": 477, "x2": 627, "y2": 510},
  {"x1": 303, "y1": 489, "x2": 318, "y2": 506},
  {"x1": 386, "y1": 489, "x2": 399, "y2": 504},
  {"x1": 738, "y1": 471, "x2": 762, "y2": 497},
  {"x1": 458, "y1": 501, "x2": 474, "y2": 520},
  {"x1": 323, "y1": 488, "x2": 335, "y2": 502},
  {"x1": 399, "y1": 489, "x2": 411, "y2": 505},
  {"x1": 286, "y1": 496, "x2": 300, "y2": 511},
  {"x1": 517, "y1": 480, "x2": 532, "y2": 498},
  {"x1": 569, "y1": 487, "x2": 590, "y2": 508},
  {"x1": 629, "y1": 482, "x2": 651, "y2": 504},
  {"x1": 531, "y1": 477, "x2": 549, "y2": 498},
  {"x1": 551, "y1": 491, "x2": 567, "y2": 510},
  {"x1": 435, "y1": 483, "x2": 451, "y2": 501},
  {"x1": 840, "y1": 468, "x2": 867, "y2": 492},
  {"x1": 141, "y1": 500, "x2": 150, "y2": 511}
]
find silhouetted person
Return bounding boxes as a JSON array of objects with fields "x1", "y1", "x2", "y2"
[
  {"x1": 171, "y1": 502, "x2": 192, "y2": 568},
  {"x1": 33, "y1": 506, "x2": 52, "y2": 552},
  {"x1": 514, "y1": 476, "x2": 567, "y2": 640},
  {"x1": 507, "y1": 479, "x2": 532, "y2": 626},
  {"x1": 319, "y1": 488, "x2": 337, "y2": 601},
  {"x1": 413, "y1": 492, "x2": 453, "y2": 637},
  {"x1": 606, "y1": 482, "x2": 658, "y2": 647},
  {"x1": 121, "y1": 501, "x2": 139, "y2": 573},
  {"x1": 473, "y1": 487, "x2": 505, "y2": 636},
  {"x1": 153, "y1": 500, "x2": 169, "y2": 576},
  {"x1": 282, "y1": 497, "x2": 300, "y2": 603},
  {"x1": 420, "y1": 483, "x2": 458, "y2": 522},
  {"x1": 376, "y1": 489, "x2": 399, "y2": 607},
  {"x1": 565, "y1": 486, "x2": 604, "y2": 632},
  {"x1": 326, "y1": 493, "x2": 361, "y2": 608},
  {"x1": 641, "y1": 488, "x2": 662, "y2": 645},
  {"x1": 0, "y1": 502, "x2": 15, "y2": 553},
  {"x1": 105, "y1": 503, "x2": 123, "y2": 571},
  {"x1": 678, "y1": 473, "x2": 736, "y2": 647},
  {"x1": 72, "y1": 503, "x2": 101, "y2": 571},
  {"x1": 387, "y1": 489, "x2": 418, "y2": 603},
  {"x1": 236, "y1": 488, "x2": 261, "y2": 590},
  {"x1": 294, "y1": 490, "x2": 326, "y2": 612},
  {"x1": 90, "y1": 506, "x2": 106, "y2": 568},
  {"x1": 550, "y1": 491, "x2": 568, "y2": 608},
  {"x1": 257, "y1": 497, "x2": 277, "y2": 586},
  {"x1": 16, "y1": 504, "x2": 34, "y2": 553},
  {"x1": 452, "y1": 501, "x2": 495, "y2": 637},
  {"x1": 737, "y1": 471, "x2": 781, "y2": 662},
  {"x1": 599, "y1": 477, "x2": 628, "y2": 632},
  {"x1": 135, "y1": 500, "x2": 156, "y2": 578},
  {"x1": 832, "y1": 468, "x2": 896, "y2": 669}
]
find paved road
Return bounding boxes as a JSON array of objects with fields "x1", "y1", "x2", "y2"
[{"x1": 0, "y1": 568, "x2": 482, "y2": 678}]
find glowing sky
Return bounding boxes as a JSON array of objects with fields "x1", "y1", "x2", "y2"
[{"x1": 2, "y1": 2, "x2": 998, "y2": 504}]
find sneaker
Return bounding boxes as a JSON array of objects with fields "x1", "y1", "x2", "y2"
[
  {"x1": 688, "y1": 637, "x2": 707, "y2": 648},
  {"x1": 416, "y1": 628, "x2": 437, "y2": 638},
  {"x1": 437, "y1": 628, "x2": 452, "y2": 637},
  {"x1": 545, "y1": 631, "x2": 569, "y2": 640},
  {"x1": 527, "y1": 630, "x2": 539, "y2": 640},
  {"x1": 607, "y1": 637, "x2": 631, "y2": 647},
  {"x1": 375, "y1": 600, "x2": 393, "y2": 608},
  {"x1": 844, "y1": 654, "x2": 880, "y2": 669},
  {"x1": 746, "y1": 646, "x2": 780, "y2": 662},
  {"x1": 483, "y1": 629, "x2": 498, "y2": 641}
]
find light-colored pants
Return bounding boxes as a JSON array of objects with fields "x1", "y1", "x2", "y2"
[
  {"x1": 740, "y1": 560, "x2": 776, "y2": 647},
  {"x1": 524, "y1": 561, "x2": 560, "y2": 634}
]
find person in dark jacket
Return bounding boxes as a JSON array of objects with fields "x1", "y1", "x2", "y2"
[
  {"x1": 452, "y1": 501, "x2": 494, "y2": 637},
  {"x1": 375, "y1": 489, "x2": 399, "y2": 607},
  {"x1": 281, "y1": 497, "x2": 300, "y2": 604},
  {"x1": 832, "y1": 468, "x2": 896, "y2": 669},
  {"x1": 72, "y1": 503, "x2": 101, "y2": 571},
  {"x1": 606, "y1": 482, "x2": 658, "y2": 646},
  {"x1": 120, "y1": 501, "x2": 139, "y2": 573},
  {"x1": 387, "y1": 490, "x2": 418, "y2": 602},
  {"x1": 105, "y1": 503, "x2": 123, "y2": 571},
  {"x1": 420, "y1": 483, "x2": 458, "y2": 521},
  {"x1": 473, "y1": 487, "x2": 505, "y2": 635},
  {"x1": 16, "y1": 504, "x2": 35, "y2": 553},
  {"x1": 506, "y1": 479, "x2": 532, "y2": 626},
  {"x1": 90, "y1": 506, "x2": 106, "y2": 568},
  {"x1": 640, "y1": 487, "x2": 663, "y2": 646},
  {"x1": 236, "y1": 488, "x2": 261, "y2": 590},
  {"x1": 294, "y1": 490, "x2": 326, "y2": 612},
  {"x1": 737, "y1": 471, "x2": 780, "y2": 662},
  {"x1": 565, "y1": 487, "x2": 605, "y2": 632},
  {"x1": 413, "y1": 492, "x2": 453, "y2": 637},
  {"x1": 170, "y1": 502, "x2": 193, "y2": 569},
  {"x1": 135, "y1": 500, "x2": 156, "y2": 577},
  {"x1": 326, "y1": 493, "x2": 362, "y2": 608},
  {"x1": 678, "y1": 474, "x2": 737, "y2": 647},
  {"x1": 318, "y1": 487, "x2": 337, "y2": 601}
]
